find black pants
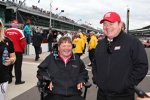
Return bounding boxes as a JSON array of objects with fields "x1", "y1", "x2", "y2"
[
  {"x1": 34, "y1": 46, "x2": 40, "y2": 59},
  {"x1": 97, "y1": 89, "x2": 134, "y2": 100},
  {"x1": 48, "y1": 42, "x2": 53, "y2": 52},
  {"x1": 89, "y1": 49, "x2": 95, "y2": 63},
  {"x1": 8, "y1": 64, "x2": 14, "y2": 82},
  {"x1": 45, "y1": 94, "x2": 85, "y2": 100},
  {"x1": 9, "y1": 52, "x2": 23, "y2": 83}
]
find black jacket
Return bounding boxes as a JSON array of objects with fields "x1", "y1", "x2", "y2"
[
  {"x1": 92, "y1": 32, "x2": 148, "y2": 96},
  {"x1": 47, "y1": 33, "x2": 54, "y2": 43},
  {"x1": 37, "y1": 53, "x2": 88, "y2": 96},
  {"x1": 32, "y1": 32, "x2": 43, "y2": 47}
]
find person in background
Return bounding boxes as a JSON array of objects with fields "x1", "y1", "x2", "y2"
[
  {"x1": 82, "y1": 33, "x2": 87, "y2": 54},
  {"x1": 121, "y1": 22, "x2": 126, "y2": 32},
  {"x1": 78, "y1": 30, "x2": 86, "y2": 54},
  {"x1": 32, "y1": 28, "x2": 43, "y2": 61},
  {"x1": 92, "y1": 12, "x2": 148, "y2": 100},
  {"x1": 0, "y1": 19, "x2": 16, "y2": 100},
  {"x1": 78, "y1": 29, "x2": 84, "y2": 39},
  {"x1": 64, "y1": 31, "x2": 72, "y2": 40},
  {"x1": 73, "y1": 34, "x2": 84, "y2": 58},
  {"x1": 23, "y1": 19, "x2": 31, "y2": 44},
  {"x1": 56, "y1": 32, "x2": 63, "y2": 42},
  {"x1": 47, "y1": 30, "x2": 54, "y2": 53},
  {"x1": 87, "y1": 31, "x2": 97, "y2": 66},
  {"x1": 87, "y1": 34, "x2": 91, "y2": 44},
  {"x1": 5, "y1": 19, "x2": 26, "y2": 85},
  {"x1": 37, "y1": 36, "x2": 88, "y2": 100},
  {"x1": 53, "y1": 32, "x2": 58, "y2": 42}
]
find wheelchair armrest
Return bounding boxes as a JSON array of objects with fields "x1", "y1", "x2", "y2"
[{"x1": 84, "y1": 81, "x2": 92, "y2": 88}]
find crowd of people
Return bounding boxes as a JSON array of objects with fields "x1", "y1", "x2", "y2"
[{"x1": 0, "y1": 11, "x2": 149, "y2": 100}]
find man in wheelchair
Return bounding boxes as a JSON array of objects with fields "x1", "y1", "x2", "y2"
[{"x1": 37, "y1": 36, "x2": 89, "y2": 100}]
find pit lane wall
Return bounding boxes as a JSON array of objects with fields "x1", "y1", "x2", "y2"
[{"x1": 25, "y1": 43, "x2": 48, "y2": 55}]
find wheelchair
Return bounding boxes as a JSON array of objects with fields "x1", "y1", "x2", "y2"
[{"x1": 37, "y1": 76, "x2": 92, "y2": 100}]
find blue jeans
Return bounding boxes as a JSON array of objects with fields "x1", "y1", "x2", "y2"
[{"x1": 24, "y1": 33, "x2": 31, "y2": 44}]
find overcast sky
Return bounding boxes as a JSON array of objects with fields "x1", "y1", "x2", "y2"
[{"x1": 25, "y1": 0, "x2": 150, "y2": 30}]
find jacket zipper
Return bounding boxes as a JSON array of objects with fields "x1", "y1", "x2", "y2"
[
  {"x1": 65, "y1": 62, "x2": 68, "y2": 95},
  {"x1": 106, "y1": 54, "x2": 111, "y2": 92},
  {"x1": 56, "y1": 56, "x2": 75, "y2": 95}
]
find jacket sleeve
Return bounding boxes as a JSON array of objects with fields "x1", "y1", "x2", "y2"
[
  {"x1": 92, "y1": 50, "x2": 98, "y2": 85},
  {"x1": 126, "y1": 39, "x2": 148, "y2": 88},
  {"x1": 37, "y1": 55, "x2": 51, "y2": 81},
  {"x1": 20, "y1": 38, "x2": 26, "y2": 51},
  {"x1": 77, "y1": 59, "x2": 89, "y2": 83}
]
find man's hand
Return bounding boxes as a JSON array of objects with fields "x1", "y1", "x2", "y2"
[
  {"x1": 77, "y1": 82, "x2": 85, "y2": 90},
  {"x1": 48, "y1": 82, "x2": 53, "y2": 91}
]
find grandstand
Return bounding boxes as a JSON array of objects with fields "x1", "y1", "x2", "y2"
[
  {"x1": 130, "y1": 26, "x2": 150, "y2": 37},
  {"x1": 0, "y1": 0, "x2": 99, "y2": 33}
]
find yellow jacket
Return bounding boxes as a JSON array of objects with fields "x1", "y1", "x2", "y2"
[
  {"x1": 88, "y1": 35, "x2": 98, "y2": 50},
  {"x1": 73, "y1": 38, "x2": 84, "y2": 53}
]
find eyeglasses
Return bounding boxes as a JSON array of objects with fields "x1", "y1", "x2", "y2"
[{"x1": 107, "y1": 41, "x2": 112, "y2": 54}]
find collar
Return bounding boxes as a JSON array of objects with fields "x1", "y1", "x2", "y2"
[
  {"x1": 58, "y1": 52, "x2": 72, "y2": 62},
  {"x1": 105, "y1": 31, "x2": 125, "y2": 43},
  {"x1": 55, "y1": 51, "x2": 75, "y2": 63},
  {"x1": 107, "y1": 38, "x2": 113, "y2": 42}
]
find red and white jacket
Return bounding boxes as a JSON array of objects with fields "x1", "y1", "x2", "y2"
[{"x1": 5, "y1": 28, "x2": 26, "y2": 52}]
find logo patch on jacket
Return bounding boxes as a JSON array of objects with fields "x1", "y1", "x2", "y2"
[{"x1": 114, "y1": 46, "x2": 121, "y2": 50}]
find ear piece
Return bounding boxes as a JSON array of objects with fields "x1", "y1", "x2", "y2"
[
  {"x1": 106, "y1": 40, "x2": 113, "y2": 54},
  {"x1": 107, "y1": 42, "x2": 112, "y2": 54}
]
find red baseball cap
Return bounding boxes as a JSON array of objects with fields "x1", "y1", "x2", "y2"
[{"x1": 100, "y1": 12, "x2": 121, "y2": 24}]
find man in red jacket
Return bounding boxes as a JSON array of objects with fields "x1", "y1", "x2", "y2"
[{"x1": 5, "y1": 20, "x2": 26, "y2": 85}]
